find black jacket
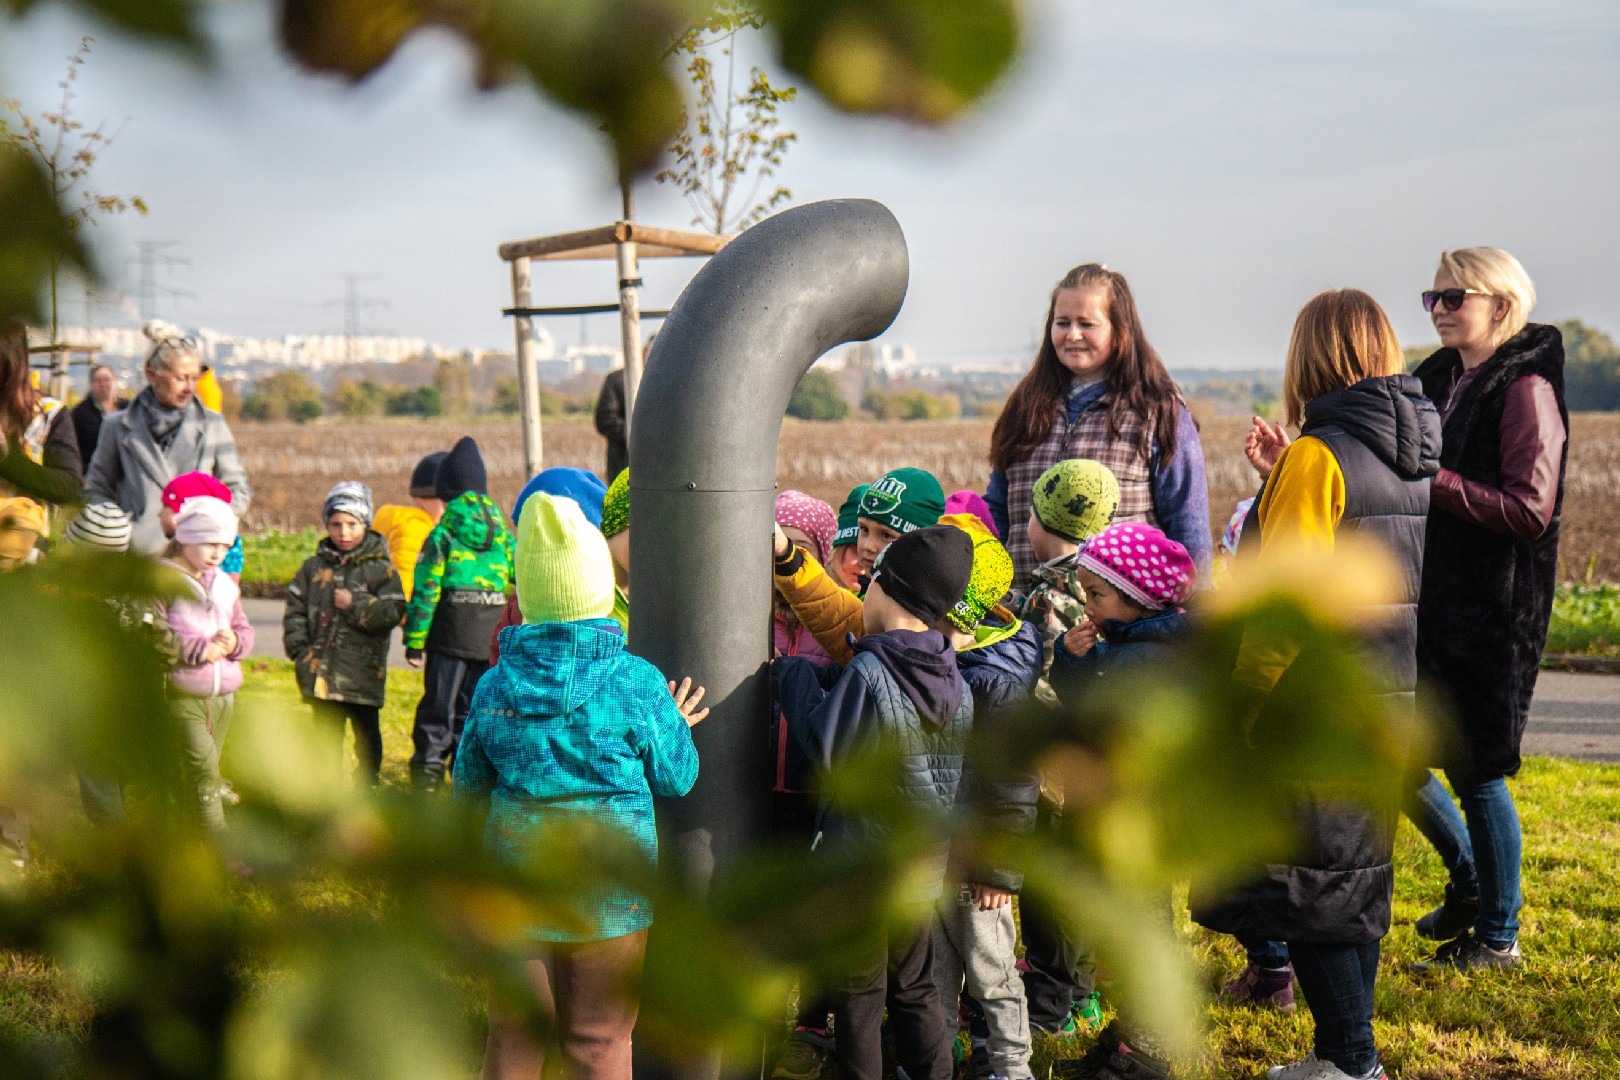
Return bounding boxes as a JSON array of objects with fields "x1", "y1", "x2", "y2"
[
  {"x1": 71, "y1": 395, "x2": 128, "y2": 473},
  {"x1": 956, "y1": 616, "x2": 1044, "y2": 892},
  {"x1": 1414, "y1": 324, "x2": 1567, "y2": 779},
  {"x1": 1194, "y1": 374, "x2": 1440, "y2": 945},
  {"x1": 594, "y1": 368, "x2": 627, "y2": 483}
]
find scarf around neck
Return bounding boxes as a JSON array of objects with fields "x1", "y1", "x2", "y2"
[{"x1": 136, "y1": 387, "x2": 188, "y2": 451}]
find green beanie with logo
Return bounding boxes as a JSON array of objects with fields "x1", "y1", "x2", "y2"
[
  {"x1": 833, "y1": 483, "x2": 869, "y2": 548},
  {"x1": 859, "y1": 467, "x2": 945, "y2": 535}
]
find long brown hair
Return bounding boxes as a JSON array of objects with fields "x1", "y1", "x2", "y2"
[
  {"x1": 0, "y1": 321, "x2": 40, "y2": 441},
  {"x1": 989, "y1": 264, "x2": 1181, "y2": 472}
]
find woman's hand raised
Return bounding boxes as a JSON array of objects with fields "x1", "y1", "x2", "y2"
[{"x1": 1244, "y1": 416, "x2": 1291, "y2": 479}]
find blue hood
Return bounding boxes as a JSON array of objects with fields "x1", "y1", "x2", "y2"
[
  {"x1": 854, "y1": 628, "x2": 965, "y2": 729},
  {"x1": 957, "y1": 617, "x2": 1042, "y2": 695},
  {"x1": 491, "y1": 618, "x2": 627, "y2": 718}
]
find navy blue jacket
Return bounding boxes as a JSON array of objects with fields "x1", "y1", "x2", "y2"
[
  {"x1": 1049, "y1": 608, "x2": 1189, "y2": 708},
  {"x1": 955, "y1": 617, "x2": 1044, "y2": 891},
  {"x1": 775, "y1": 628, "x2": 973, "y2": 902}
]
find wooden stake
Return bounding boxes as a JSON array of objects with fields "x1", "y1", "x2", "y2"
[
  {"x1": 510, "y1": 256, "x2": 543, "y2": 477},
  {"x1": 617, "y1": 180, "x2": 644, "y2": 445}
]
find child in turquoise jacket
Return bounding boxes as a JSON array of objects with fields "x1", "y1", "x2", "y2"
[{"x1": 454, "y1": 492, "x2": 707, "y2": 1080}]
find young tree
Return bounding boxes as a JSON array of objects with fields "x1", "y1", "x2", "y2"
[
  {"x1": 656, "y1": 2, "x2": 797, "y2": 235},
  {"x1": 1, "y1": 37, "x2": 146, "y2": 344}
]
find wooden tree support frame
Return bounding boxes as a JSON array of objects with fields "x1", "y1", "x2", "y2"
[
  {"x1": 498, "y1": 218, "x2": 731, "y2": 478},
  {"x1": 27, "y1": 342, "x2": 103, "y2": 401}
]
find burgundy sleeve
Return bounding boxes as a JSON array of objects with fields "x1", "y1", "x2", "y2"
[{"x1": 1431, "y1": 375, "x2": 1566, "y2": 541}]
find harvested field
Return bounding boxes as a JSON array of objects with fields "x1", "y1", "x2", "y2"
[{"x1": 233, "y1": 413, "x2": 1620, "y2": 581}]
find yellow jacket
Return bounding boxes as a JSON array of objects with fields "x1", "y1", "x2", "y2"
[
  {"x1": 1235, "y1": 436, "x2": 1344, "y2": 694},
  {"x1": 773, "y1": 548, "x2": 865, "y2": 666},
  {"x1": 372, "y1": 503, "x2": 436, "y2": 600},
  {"x1": 196, "y1": 367, "x2": 223, "y2": 414}
]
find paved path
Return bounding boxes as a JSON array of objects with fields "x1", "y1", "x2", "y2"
[
  {"x1": 245, "y1": 599, "x2": 1620, "y2": 763},
  {"x1": 245, "y1": 597, "x2": 410, "y2": 670}
]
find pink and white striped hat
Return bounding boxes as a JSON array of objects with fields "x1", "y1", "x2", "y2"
[{"x1": 1076, "y1": 522, "x2": 1196, "y2": 611}]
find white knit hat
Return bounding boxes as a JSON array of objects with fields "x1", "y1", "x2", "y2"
[
  {"x1": 65, "y1": 502, "x2": 133, "y2": 552},
  {"x1": 173, "y1": 496, "x2": 238, "y2": 546},
  {"x1": 516, "y1": 494, "x2": 616, "y2": 625}
]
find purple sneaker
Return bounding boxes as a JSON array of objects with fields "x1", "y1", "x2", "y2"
[{"x1": 1219, "y1": 963, "x2": 1297, "y2": 1013}]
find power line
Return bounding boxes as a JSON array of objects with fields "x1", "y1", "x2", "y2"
[
  {"x1": 325, "y1": 274, "x2": 390, "y2": 365},
  {"x1": 128, "y1": 241, "x2": 193, "y2": 324}
]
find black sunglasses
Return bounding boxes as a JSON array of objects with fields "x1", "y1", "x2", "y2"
[{"x1": 1422, "y1": 288, "x2": 1491, "y2": 313}]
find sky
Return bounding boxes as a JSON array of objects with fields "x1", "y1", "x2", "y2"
[{"x1": 2, "y1": 0, "x2": 1617, "y2": 369}]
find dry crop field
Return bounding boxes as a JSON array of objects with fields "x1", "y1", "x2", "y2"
[{"x1": 235, "y1": 413, "x2": 1620, "y2": 581}]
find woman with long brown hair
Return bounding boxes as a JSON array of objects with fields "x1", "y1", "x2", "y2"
[
  {"x1": 985, "y1": 264, "x2": 1209, "y2": 592},
  {"x1": 0, "y1": 320, "x2": 84, "y2": 508}
]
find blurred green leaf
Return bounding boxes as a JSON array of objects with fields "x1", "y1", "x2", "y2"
[
  {"x1": 759, "y1": 0, "x2": 1019, "y2": 122},
  {"x1": 0, "y1": 144, "x2": 92, "y2": 324},
  {"x1": 4, "y1": 0, "x2": 202, "y2": 44}
]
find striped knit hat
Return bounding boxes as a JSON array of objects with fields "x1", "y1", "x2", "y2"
[
  {"x1": 939, "y1": 512, "x2": 1014, "y2": 632},
  {"x1": 65, "y1": 502, "x2": 134, "y2": 552},
  {"x1": 601, "y1": 468, "x2": 631, "y2": 539}
]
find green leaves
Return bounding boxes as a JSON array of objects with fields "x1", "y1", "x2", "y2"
[{"x1": 0, "y1": 144, "x2": 89, "y2": 324}]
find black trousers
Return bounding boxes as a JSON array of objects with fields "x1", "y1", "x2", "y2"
[
  {"x1": 831, "y1": 905, "x2": 953, "y2": 1080},
  {"x1": 1020, "y1": 803, "x2": 1097, "y2": 1030},
  {"x1": 410, "y1": 652, "x2": 488, "y2": 786},
  {"x1": 312, "y1": 699, "x2": 384, "y2": 784}
]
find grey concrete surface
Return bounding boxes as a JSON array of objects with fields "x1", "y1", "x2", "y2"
[{"x1": 244, "y1": 596, "x2": 409, "y2": 670}]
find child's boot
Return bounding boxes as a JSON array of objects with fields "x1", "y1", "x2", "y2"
[{"x1": 1050, "y1": 1022, "x2": 1172, "y2": 1080}]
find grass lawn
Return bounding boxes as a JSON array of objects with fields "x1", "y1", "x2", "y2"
[{"x1": 6, "y1": 661, "x2": 1618, "y2": 1078}]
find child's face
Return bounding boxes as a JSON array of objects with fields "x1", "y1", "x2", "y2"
[
  {"x1": 855, "y1": 518, "x2": 903, "y2": 576},
  {"x1": 1050, "y1": 285, "x2": 1115, "y2": 380},
  {"x1": 327, "y1": 511, "x2": 366, "y2": 551},
  {"x1": 781, "y1": 525, "x2": 816, "y2": 560},
  {"x1": 159, "y1": 505, "x2": 176, "y2": 538},
  {"x1": 414, "y1": 496, "x2": 445, "y2": 522},
  {"x1": 1027, "y1": 513, "x2": 1078, "y2": 564},
  {"x1": 181, "y1": 542, "x2": 231, "y2": 573},
  {"x1": 1077, "y1": 567, "x2": 1145, "y2": 625},
  {"x1": 828, "y1": 544, "x2": 864, "y2": 591},
  {"x1": 606, "y1": 529, "x2": 630, "y2": 584}
]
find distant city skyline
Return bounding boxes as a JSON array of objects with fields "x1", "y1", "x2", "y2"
[{"x1": 3, "y1": 1, "x2": 1617, "y2": 369}]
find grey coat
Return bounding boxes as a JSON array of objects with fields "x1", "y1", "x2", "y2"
[{"x1": 85, "y1": 391, "x2": 251, "y2": 554}]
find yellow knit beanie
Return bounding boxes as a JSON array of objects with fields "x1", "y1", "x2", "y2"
[{"x1": 516, "y1": 493, "x2": 617, "y2": 624}]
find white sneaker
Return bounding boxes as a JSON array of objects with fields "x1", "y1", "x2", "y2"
[{"x1": 1265, "y1": 1054, "x2": 1386, "y2": 1080}]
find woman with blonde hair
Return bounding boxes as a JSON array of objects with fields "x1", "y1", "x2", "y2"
[
  {"x1": 85, "y1": 321, "x2": 250, "y2": 555},
  {"x1": 1408, "y1": 248, "x2": 1566, "y2": 973},
  {"x1": 1194, "y1": 289, "x2": 1440, "y2": 1080}
]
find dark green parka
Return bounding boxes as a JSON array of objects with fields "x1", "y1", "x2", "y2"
[{"x1": 283, "y1": 530, "x2": 407, "y2": 707}]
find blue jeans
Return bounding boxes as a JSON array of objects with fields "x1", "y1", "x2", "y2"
[
  {"x1": 1289, "y1": 940, "x2": 1380, "y2": 1077},
  {"x1": 1428, "y1": 770, "x2": 1522, "y2": 948}
]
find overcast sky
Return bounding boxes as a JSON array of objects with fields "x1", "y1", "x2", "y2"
[{"x1": 3, "y1": 0, "x2": 1617, "y2": 368}]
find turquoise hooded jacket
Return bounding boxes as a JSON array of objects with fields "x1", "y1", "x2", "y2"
[{"x1": 453, "y1": 618, "x2": 699, "y2": 941}]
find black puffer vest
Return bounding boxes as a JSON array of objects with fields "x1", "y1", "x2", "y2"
[
  {"x1": 1414, "y1": 324, "x2": 1567, "y2": 779},
  {"x1": 1194, "y1": 375, "x2": 1440, "y2": 945}
]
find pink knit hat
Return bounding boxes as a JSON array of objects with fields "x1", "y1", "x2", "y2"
[
  {"x1": 944, "y1": 490, "x2": 998, "y2": 539},
  {"x1": 1076, "y1": 523, "x2": 1196, "y2": 611},
  {"x1": 775, "y1": 489, "x2": 837, "y2": 565}
]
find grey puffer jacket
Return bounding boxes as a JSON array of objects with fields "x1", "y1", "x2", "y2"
[
  {"x1": 85, "y1": 389, "x2": 251, "y2": 554},
  {"x1": 776, "y1": 628, "x2": 973, "y2": 903}
]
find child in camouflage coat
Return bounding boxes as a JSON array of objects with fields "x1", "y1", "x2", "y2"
[
  {"x1": 1011, "y1": 459, "x2": 1120, "y2": 680},
  {"x1": 402, "y1": 437, "x2": 515, "y2": 788},
  {"x1": 284, "y1": 482, "x2": 408, "y2": 785}
]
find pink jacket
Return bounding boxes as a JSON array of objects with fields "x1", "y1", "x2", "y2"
[{"x1": 159, "y1": 562, "x2": 254, "y2": 697}]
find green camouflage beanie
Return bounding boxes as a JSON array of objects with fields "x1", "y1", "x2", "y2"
[
  {"x1": 833, "y1": 483, "x2": 869, "y2": 548},
  {"x1": 939, "y1": 513, "x2": 1014, "y2": 632},
  {"x1": 602, "y1": 468, "x2": 630, "y2": 539},
  {"x1": 859, "y1": 467, "x2": 944, "y2": 535},
  {"x1": 1032, "y1": 459, "x2": 1120, "y2": 543}
]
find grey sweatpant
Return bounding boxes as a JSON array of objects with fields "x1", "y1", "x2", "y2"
[
  {"x1": 932, "y1": 884, "x2": 1033, "y2": 1080},
  {"x1": 173, "y1": 693, "x2": 234, "y2": 830}
]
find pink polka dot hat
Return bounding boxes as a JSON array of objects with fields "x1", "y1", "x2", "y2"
[{"x1": 1076, "y1": 522, "x2": 1197, "y2": 611}]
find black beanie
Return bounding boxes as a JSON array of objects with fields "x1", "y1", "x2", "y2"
[
  {"x1": 410, "y1": 451, "x2": 448, "y2": 498},
  {"x1": 434, "y1": 437, "x2": 487, "y2": 500},
  {"x1": 869, "y1": 525, "x2": 974, "y2": 627}
]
